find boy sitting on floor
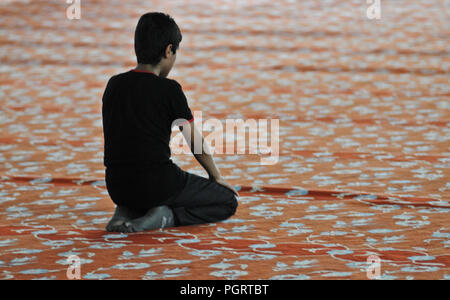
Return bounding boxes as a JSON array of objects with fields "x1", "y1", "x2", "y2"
[{"x1": 102, "y1": 12, "x2": 239, "y2": 233}]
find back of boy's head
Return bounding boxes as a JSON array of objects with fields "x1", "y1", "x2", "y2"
[{"x1": 134, "y1": 12, "x2": 182, "y2": 66}]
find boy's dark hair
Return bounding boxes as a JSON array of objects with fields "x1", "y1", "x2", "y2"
[{"x1": 134, "y1": 12, "x2": 182, "y2": 66}]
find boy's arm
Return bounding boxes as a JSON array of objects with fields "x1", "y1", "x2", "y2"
[{"x1": 179, "y1": 122, "x2": 239, "y2": 196}]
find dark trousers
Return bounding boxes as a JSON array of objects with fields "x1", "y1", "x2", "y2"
[{"x1": 165, "y1": 172, "x2": 238, "y2": 226}]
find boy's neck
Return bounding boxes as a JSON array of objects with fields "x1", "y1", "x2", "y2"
[{"x1": 135, "y1": 63, "x2": 162, "y2": 76}]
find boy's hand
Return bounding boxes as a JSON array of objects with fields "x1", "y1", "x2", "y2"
[{"x1": 213, "y1": 177, "x2": 240, "y2": 197}]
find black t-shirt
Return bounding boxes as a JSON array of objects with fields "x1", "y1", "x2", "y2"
[{"x1": 102, "y1": 69, "x2": 194, "y2": 207}]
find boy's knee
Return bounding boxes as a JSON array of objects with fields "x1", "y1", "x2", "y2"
[{"x1": 225, "y1": 194, "x2": 238, "y2": 218}]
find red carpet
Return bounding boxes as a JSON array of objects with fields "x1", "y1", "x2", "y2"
[{"x1": 0, "y1": 0, "x2": 449, "y2": 279}]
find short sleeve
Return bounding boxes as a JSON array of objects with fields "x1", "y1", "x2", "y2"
[
  {"x1": 168, "y1": 81, "x2": 194, "y2": 126},
  {"x1": 102, "y1": 76, "x2": 116, "y2": 104}
]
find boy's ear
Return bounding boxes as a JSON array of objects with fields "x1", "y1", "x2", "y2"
[{"x1": 165, "y1": 44, "x2": 173, "y2": 58}]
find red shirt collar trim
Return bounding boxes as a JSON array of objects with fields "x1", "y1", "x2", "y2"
[{"x1": 131, "y1": 69, "x2": 156, "y2": 75}]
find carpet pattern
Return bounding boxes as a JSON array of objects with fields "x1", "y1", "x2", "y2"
[{"x1": 0, "y1": 0, "x2": 449, "y2": 279}]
